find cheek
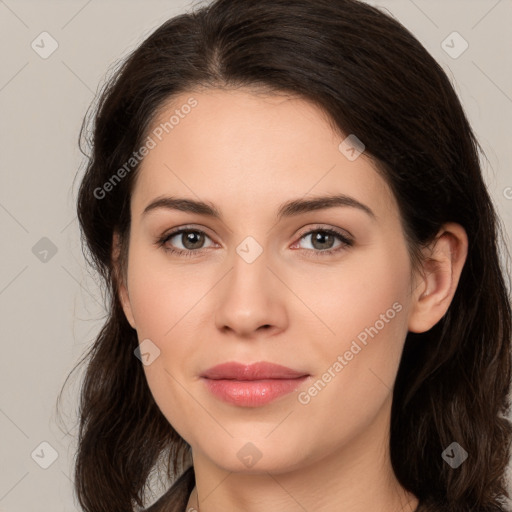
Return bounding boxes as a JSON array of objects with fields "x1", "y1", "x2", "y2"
[
  {"x1": 125, "y1": 245, "x2": 203, "y2": 441},
  {"x1": 126, "y1": 243, "x2": 202, "y2": 338},
  {"x1": 292, "y1": 253, "x2": 411, "y2": 453},
  {"x1": 303, "y1": 241, "x2": 411, "y2": 355},
  {"x1": 300, "y1": 241, "x2": 412, "y2": 420},
  {"x1": 141, "y1": 360, "x2": 199, "y2": 447}
]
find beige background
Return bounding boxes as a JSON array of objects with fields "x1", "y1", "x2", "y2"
[{"x1": 0, "y1": 0, "x2": 511, "y2": 510}]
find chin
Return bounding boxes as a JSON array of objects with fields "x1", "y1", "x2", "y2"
[{"x1": 197, "y1": 437, "x2": 315, "y2": 475}]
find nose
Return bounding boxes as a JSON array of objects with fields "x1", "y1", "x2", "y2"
[{"x1": 214, "y1": 247, "x2": 288, "y2": 339}]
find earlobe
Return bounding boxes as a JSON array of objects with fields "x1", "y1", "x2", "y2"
[
  {"x1": 112, "y1": 232, "x2": 137, "y2": 330},
  {"x1": 408, "y1": 223, "x2": 468, "y2": 333}
]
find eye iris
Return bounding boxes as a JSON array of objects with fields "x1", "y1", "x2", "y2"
[
  {"x1": 311, "y1": 231, "x2": 335, "y2": 250},
  {"x1": 182, "y1": 231, "x2": 204, "y2": 250}
]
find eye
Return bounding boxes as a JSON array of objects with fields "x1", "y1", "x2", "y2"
[
  {"x1": 292, "y1": 227, "x2": 353, "y2": 256},
  {"x1": 157, "y1": 227, "x2": 216, "y2": 257},
  {"x1": 156, "y1": 225, "x2": 353, "y2": 258}
]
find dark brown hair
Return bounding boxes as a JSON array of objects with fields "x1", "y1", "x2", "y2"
[{"x1": 58, "y1": 0, "x2": 512, "y2": 510}]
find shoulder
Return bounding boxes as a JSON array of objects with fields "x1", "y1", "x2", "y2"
[{"x1": 142, "y1": 466, "x2": 195, "y2": 512}]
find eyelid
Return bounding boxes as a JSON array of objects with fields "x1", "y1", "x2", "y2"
[{"x1": 295, "y1": 223, "x2": 353, "y2": 242}]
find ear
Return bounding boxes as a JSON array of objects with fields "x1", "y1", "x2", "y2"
[
  {"x1": 408, "y1": 223, "x2": 468, "y2": 333},
  {"x1": 112, "y1": 231, "x2": 136, "y2": 330}
]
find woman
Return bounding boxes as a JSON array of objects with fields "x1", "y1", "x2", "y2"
[{"x1": 62, "y1": 0, "x2": 512, "y2": 510}]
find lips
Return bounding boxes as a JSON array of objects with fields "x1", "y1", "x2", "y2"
[
  {"x1": 201, "y1": 361, "x2": 308, "y2": 380},
  {"x1": 200, "y1": 362, "x2": 310, "y2": 407}
]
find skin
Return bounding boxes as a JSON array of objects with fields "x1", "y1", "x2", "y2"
[{"x1": 115, "y1": 88, "x2": 468, "y2": 512}]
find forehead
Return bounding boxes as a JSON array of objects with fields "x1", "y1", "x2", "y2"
[{"x1": 131, "y1": 88, "x2": 397, "y2": 222}]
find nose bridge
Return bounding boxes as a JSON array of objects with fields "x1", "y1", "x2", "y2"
[
  {"x1": 214, "y1": 234, "x2": 285, "y2": 335},
  {"x1": 228, "y1": 234, "x2": 273, "y2": 308}
]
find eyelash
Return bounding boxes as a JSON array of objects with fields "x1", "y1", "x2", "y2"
[{"x1": 156, "y1": 225, "x2": 354, "y2": 259}]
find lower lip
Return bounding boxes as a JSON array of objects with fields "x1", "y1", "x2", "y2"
[{"x1": 202, "y1": 377, "x2": 309, "y2": 407}]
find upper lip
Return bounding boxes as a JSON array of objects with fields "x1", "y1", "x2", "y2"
[{"x1": 200, "y1": 362, "x2": 309, "y2": 380}]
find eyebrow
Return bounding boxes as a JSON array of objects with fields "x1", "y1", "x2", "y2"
[{"x1": 142, "y1": 194, "x2": 376, "y2": 221}]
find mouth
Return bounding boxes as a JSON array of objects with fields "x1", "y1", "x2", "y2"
[{"x1": 200, "y1": 361, "x2": 310, "y2": 407}]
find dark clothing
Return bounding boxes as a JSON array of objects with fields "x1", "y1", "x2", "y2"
[{"x1": 143, "y1": 466, "x2": 195, "y2": 512}]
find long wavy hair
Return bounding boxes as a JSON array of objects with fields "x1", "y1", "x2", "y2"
[{"x1": 57, "y1": 0, "x2": 512, "y2": 510}]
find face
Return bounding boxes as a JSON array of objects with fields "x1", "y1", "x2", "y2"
[{"x1": 118, "y1": 88, "x2": 419, "y2": 474}]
